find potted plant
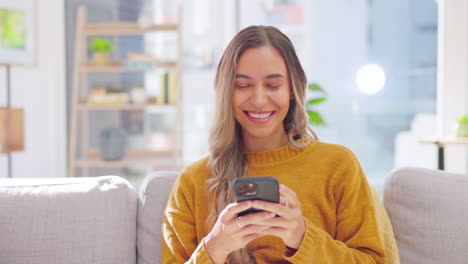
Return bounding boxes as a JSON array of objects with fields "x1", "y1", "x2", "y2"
[
  {"x1": 307, "y1": 83, "x2": 327, "y2": 125},
  {"x1": 455, "y1": 114, "x2": 468, "y2": 137},
  {"x1": 89, "y1": 37, "x2": 113, "y2": 66}
]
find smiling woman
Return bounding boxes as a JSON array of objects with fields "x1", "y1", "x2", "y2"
[
  {"x1": 232, "y1": 46, "x2": 292, "y2": 152},
  {"x1": 161, "y1": 25, "x2": 399, "y2": 264}
]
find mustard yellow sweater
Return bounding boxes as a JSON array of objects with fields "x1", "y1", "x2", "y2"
[{"x1": 162, "y1": 140, "x2": 399, "y2": 263}]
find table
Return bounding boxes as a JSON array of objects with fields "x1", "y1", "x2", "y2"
[{"x1": 419, "y1": 137, "x2": 468, "y2": 170}]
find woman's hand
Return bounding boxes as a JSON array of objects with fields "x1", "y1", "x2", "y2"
[
  {"x1": 204, "y1": 200, "x2": 277, "y2": 264},
  {"x1": 252, "y1": 184, "x2": 306, "y2": 249}
]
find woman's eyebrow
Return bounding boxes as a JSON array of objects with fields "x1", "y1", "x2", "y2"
[
  {"x1": 264, "y1": 73, "x2": 284, "y2": 79},
  {"x1": 235, "y1": 73, "x2": 285, "y2": 79},
  {"x1": 235, "y1": 73, "x2": 252, "y2": 79}
]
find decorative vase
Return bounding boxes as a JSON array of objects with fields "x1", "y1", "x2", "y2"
[
  {"x1": 131, "y1": 88, "x2": 147, "y2": 104},
  {"x1": 93, "y1": 52, "x2": 110, "y2": 66},
  {"x1": 99, "y1": 128, "x2": 126, "y2": 161},
  {"x1": 455, "y1": 122, "x2": 468, "y2": 137}
]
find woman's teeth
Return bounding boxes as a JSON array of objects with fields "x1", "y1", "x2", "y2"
[{"x1": 248, "y1": 112, "x2": 273, "y2": 119}]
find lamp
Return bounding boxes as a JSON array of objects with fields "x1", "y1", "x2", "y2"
[
  {"x1": 0, "y1": 108, "x2": 24, "y2": 153},
  {"x1": 0, "y1": 65, "x2": 25, "y2": 178},
  {"x1": 0, "y1": 1, "x2": 35, "y2": 178},
  {"x1": 356, "y1": 64, "x2": 386, "y2": 94}
]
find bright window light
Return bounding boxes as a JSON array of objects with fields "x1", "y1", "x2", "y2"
[{"x1": 356, "y1": 64, "x2": 386, "y2": 94}]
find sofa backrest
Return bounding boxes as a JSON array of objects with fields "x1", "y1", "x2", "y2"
[
  {"x1": 137, "y1": 171, "x2": 178, "y2": 264},
  {"x1": 0, "y1": 176, "x2": 137, "y2": 264},
  {"x1": 384, "y1": 167, "x2": 468, "y2": 264}
]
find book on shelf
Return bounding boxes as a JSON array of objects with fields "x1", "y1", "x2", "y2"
[
  {"x1": 123, "y1": 52, "x2": 160, "y2": 69},
  {"x1": 86, "y1": 92, "x2": 129, "y2": 106},
  {"x1": 158, "y1": 71, "x2": 176, "y2": 105}
]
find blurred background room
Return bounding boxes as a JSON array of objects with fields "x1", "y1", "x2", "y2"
[{"x1": 1, "y1": 0, "x2": 467, "y2": 193}]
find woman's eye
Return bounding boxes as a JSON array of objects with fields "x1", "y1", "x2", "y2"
[
  {"x1": 267, "y1": 84, "x2": 281, "y2": 89},
  {"x1": 236, "y1": 84, "x2": 251, "y2": 88}
]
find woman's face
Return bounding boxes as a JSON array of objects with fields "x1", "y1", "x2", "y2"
[{"x1": 232, "y1": 45, "x2": 291, "y2": 143}]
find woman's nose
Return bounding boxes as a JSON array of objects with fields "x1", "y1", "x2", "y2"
[{"x1": 251, "y1": 86, "x2": 267, "y2": 107}]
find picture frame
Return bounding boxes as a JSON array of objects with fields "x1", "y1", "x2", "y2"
[{"x1": 0, "y1": 0, "x2": 36, "y2": 65}]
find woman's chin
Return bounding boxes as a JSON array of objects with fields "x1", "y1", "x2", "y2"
[{"x1": 243, "y1": 128, "x2": 280, "y2": 141}]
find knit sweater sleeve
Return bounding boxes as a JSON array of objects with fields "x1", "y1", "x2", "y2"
[
  {"x1": 161, "y1": 167, "x2": 214, "y2": 264},
  {"x1": 285, "y1": 148, "x2": 387, "y2": 264}
]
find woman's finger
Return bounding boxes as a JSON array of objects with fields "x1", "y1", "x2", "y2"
[
  {"x1": 279, "y1": 193, "x2": 291, "y2": 207},
  {"x1": 235, "y1": 210, "x2": 276, "y2": 228},
  {"x1": 237, "y1": 222, "x2": 273, "y2": 236},
  {"x1": 256, "y1": 226, "x2": 287, "y2": 237},
  {"x1": 221, "y1": 200, "x2": 252, "y2": 222},
  {"x1": 255, "y1": 214, "x2": 289, "y2": 228},
  {"x1": 279, "y1": 184, "x2": 300, "y2": 208},
  {"x1": 251, "y1": 200, "x2": 289, "y2": 217}
]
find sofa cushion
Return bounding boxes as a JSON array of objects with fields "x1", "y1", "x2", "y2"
[
  {"x1": 137, "y1": 171, "x2": 178, "y2": 264},
  {"x1": 384, "y1": 167, "x2": 468, "y2": 264},
  {"x1": 0, "y1": 176, "x2": 137, "y2": 264},
  {"x1": 368, "y1": 184, "x2": 400, "y2": 264}
]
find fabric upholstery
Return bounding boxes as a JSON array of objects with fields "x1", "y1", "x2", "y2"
[
  {"x1": 2, "y1": 166, "x2": 467, "y2": 264},
  {"x1": 384, "y1": 167, "x2": 468, "y2": 264},
  {"x1": 139, "y1": 169, "x2": 400, "y2": 264},
  {"x1": 368, "y1": 184, "x2": 400, "y2": 264},
  {"x1": 0, "y1": 176, "x2": 137, "y2": 264},
  {"x1": 137, "y1": 171, "x2": 178, "y2": 264}
]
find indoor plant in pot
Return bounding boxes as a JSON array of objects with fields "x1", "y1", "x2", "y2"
[
  {"x1": 89, "y1": 37, "x2": 113, "y2": 66},
  {"x1": 455, "y1": 114, "x2": 468, "y2": 137}
]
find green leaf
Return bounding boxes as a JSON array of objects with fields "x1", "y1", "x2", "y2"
[
  {"x1": 308, "y1": 83, "x2": 325, "y2": 93},
  {"x1": 307, "y1": 97, "x2": 326, "y2": 105},
  {"x1": 307, "y1": 110, "x2": 326, "y2": 125},
  {"x1": 459, "y1": 114, "x2": 468, "y2": 124}
]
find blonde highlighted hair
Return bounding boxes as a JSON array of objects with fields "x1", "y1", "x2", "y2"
[{"x1": 206, "y1": 25, "x2": 317, "y2": 263}]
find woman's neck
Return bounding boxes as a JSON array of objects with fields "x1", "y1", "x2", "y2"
[{"x1": 242, "y1": 131, "x2": 289, "y2": 153}]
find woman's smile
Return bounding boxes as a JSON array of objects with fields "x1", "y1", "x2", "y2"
[{"x1": 243, "y1": 110, "x2": 276, "y2": 124}]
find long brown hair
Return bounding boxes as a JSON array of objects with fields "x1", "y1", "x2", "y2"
[{"x1": 206, "y1": 25, "x2": 317, "y2": 263}]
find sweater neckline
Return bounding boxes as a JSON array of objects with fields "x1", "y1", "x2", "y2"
[{"x1": 245, "y1": 139, "x2": 315, "y2": 165}]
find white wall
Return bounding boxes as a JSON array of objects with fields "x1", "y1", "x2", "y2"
[
  {"x1": 0, "y1": 0, "x2": 66, "y2": 178},
  {"x1": 436, "y1": 0, "x2": 468, "y2": 173}
]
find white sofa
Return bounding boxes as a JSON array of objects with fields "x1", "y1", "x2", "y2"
[{"x1": 0, "y1": 167, "x2": 467, "y2": 264}]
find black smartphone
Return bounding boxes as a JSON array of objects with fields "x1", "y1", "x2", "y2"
[{"x1": 233, "y1": 176, "x2": 279, "y2": 217}]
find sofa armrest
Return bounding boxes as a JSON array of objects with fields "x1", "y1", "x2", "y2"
[
  {"x1": 137, "y1": 171, "x2": 178, "y2": 264},
  {"x1": 384, "y1": 167, "x2": 468, "y2": 264},
  {"x1": 0, "y1": 176, "x2": 137, "y2": 264}
]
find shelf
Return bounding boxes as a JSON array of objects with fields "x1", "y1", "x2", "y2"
[
  {"x1": 73, "y1": 158, "x2": 174, "y2": 168},
  {"x1": 77, "y1": 104, "x2": 176, "y2": 111},
  {"x1": 420, "y1": 137, "x2": 468, "y2": 146},
  {"x1": 81, "y1": 62, "x2": 177, "y2": 72},
  {"x1": 86, "y1": 149, "x2": 177, "y2": 158},
  {"x1": 84, "y1": 22, "x2": 179, "y2": 36},
  {"x1": 73, "y1": 149, "x2": 178, "y2": 168}
]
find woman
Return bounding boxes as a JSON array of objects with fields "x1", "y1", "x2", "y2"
[{"x1": 162, "y1": 25, "x2": 399, "y2": 264}]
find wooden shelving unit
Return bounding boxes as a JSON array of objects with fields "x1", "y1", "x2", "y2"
[
  {"x1": 77, "y1": 104, "x2": 176, "y2": 111},
  {"x1": 74, "y1": 150, "x2": 177, "y2": 168},
  {"x1": 79, "y1": 62, "x2": 177, "y2": 72},
  {"x1": 83, "y1": 22, "x2": 178, "y2": 36},
  {"x1": 68, "y1": 5, "x2": 183, "y2": 177}
]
